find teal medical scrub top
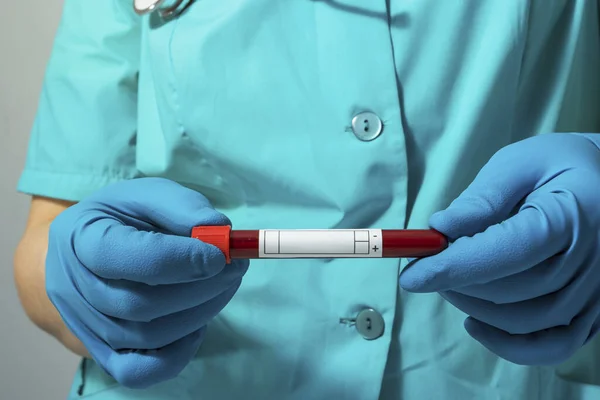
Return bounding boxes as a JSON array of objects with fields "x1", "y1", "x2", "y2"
[{"x1": 17, "y1": 0, "x2": 600, "y2": 399}]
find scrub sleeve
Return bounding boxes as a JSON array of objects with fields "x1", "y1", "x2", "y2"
[{"x1": 17, "y1": 0, "x2": 142, "y2": 201}]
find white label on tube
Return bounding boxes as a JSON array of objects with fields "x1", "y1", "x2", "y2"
[{"x1": 258, "y1": 229, "x2": 383, "y2": 258}]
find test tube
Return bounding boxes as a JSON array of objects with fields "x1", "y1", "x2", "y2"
[{"x1": 191, "y1": 226, "x2": 447, "y2": 263}]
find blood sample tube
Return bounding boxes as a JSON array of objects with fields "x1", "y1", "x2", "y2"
[{"x1": 191, "y1": 226, "x2": 447, "y2": 263}]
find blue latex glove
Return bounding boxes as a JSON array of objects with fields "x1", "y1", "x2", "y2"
[
  {"x1": 400, "y1": 133, "x2": 600, "y2": 365},
  {"x1": 46, "y1": 177, "x2": 249, "y2": 388}
]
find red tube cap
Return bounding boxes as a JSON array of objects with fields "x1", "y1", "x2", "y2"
[{"x1": 191, "y1": 225, "x2": 231, "y2": 263}]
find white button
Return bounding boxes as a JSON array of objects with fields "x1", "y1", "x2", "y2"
[
  {"x1": 355, "y1": 308, "x2": 385, "y2": 340},
  {"x1": 351, "y1": 112, "x2": 383, "y2": 141}
]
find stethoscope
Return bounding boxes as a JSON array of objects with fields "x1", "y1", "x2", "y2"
[{"x1": 133, "y1": 0, "x2": 188, "y2": 17}]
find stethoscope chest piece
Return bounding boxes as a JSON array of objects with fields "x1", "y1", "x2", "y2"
[
  {"x1": 134, "y1": 0, "x2": 164, "y2": 15},
  {"x1": 133, "y1": 0, "x2": 186, "y2": 17}
]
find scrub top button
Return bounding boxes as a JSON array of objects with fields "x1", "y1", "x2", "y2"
[
  {"x1": 355, "y1": 308, "x2": 385, "y2": 340},
  {"x1": 351, "y1": 112, "x2": 383, "y2": 141}
]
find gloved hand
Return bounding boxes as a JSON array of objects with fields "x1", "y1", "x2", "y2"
[
  {"x1": 400, "y1": 133, "x2": 600, "y2": 365},
  {"x1": 46, "y1": 177, "x2": 249, "y2": 389}
]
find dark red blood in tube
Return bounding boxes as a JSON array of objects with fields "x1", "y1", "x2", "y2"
[
  {"x1": 229, "y1": 229, "x2": 447, "y2": 259},
  {"x1": 230, "y1": 230, "x2": 259, "y2": 259},
  {"x1": 381, "y1": 229, "x2": 447, "y2": 257}
]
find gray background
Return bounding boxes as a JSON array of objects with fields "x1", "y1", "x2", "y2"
[{"x1": 1, "y1": 1, "x2": 79, "y2": 399}]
